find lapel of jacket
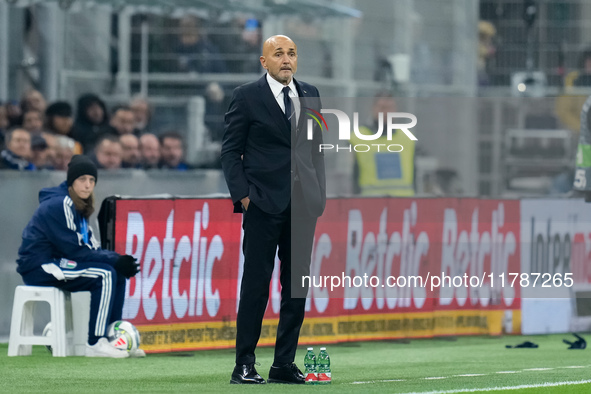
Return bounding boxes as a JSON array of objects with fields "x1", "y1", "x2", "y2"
[
  {"x1": 257, "y1": 75, "x2": 291, "y2": 135},
  {"x1": 294, "y1": 79, "x2": 312, "y2": 146}
]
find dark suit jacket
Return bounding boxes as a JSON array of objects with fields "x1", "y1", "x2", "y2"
[{"x1": 221, "y1": 75, "x2": 326, "y2": 217}]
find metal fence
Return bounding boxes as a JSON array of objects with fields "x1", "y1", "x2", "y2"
[
  {"x1": 3, "y1": 0, "x2": 590, "y2": 197},
  {"x1": 480, "y1": 0, "x2": 591, "y2": 88}
]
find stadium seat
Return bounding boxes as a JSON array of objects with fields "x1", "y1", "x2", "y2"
[{"x1": 8, "y1": 286, "x2": 75, "y2": 357}]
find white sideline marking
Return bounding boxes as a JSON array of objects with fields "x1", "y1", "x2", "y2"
[
  {"x1": 350, "y1": 365, "x2": 589, "y2": 385},
  {"x1": 401, "y1": 379, "x2": 591, "y2": 394},
  {"x1": 454, "y1": 374, "x2": 485, "y2": 377}
]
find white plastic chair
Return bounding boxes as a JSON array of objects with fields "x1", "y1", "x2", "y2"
[{"x1": 8, "y1": 286, "x2": 74, "y2": 357}]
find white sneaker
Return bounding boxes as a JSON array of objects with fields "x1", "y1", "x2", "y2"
[
  {"x1": 129, "y1": 348, "x2": 146, "y2": 358},
  {"x1": 86, "y1": 338, "x2": 129, "y2": 358}
]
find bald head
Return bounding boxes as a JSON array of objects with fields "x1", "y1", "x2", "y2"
[
  {"x1": 262, "y1": 35, "x2": 296, "y2": 55},
  {"x1": 260, "y1": 35, "x2": 298, "y2": 85}
]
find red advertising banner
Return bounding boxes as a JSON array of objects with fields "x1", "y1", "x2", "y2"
[{"x1": 114, "y1": 198, "x2": 521, "y2": 353}]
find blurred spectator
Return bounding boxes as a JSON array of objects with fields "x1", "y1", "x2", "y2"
[
  {"x1": 100, "y1": 106, "x2": 135, "y2": 138},
  {"x1": 52, "y1": 135, "x2": 76, "y2": 171},
  {"x1": 478, "y1": 21, "x2": 497, "y2": 86},
  {"x1": 174, "y1": 16, "x2": 228, "y2": 73},
  {"x1": 93, "y1": 135, "x2": 122, "y2": 170},
  {"x1": 120, "y1": 134, "x2": 141, "y2": 169},
  {"x1": 0, "y1": 128, "x2": 35, "y2": 170},
  {"x1": 45, "y1": 101, "x2": 83, "y2": 154},
  {"x1": 159, "y1": 131, "x2": 188, "y2": 170},
  {"x1": 139, "y1": 133, "x2": 160, "y2": 169},
  {"x1": 22, "y1": 109, "x2": 44, "y2": 135},
  {"x1": 238, "y1": 18, "x2": 262, "y2": 73},
  {"x1": 555, "y1": 49, "x2": 591, "y2": 134},
  {"x1": 352, "y1": 93, "x2": 416, "y2": 197},
  {"x1": 30, "y1": 134, "x2": 53, "y2": 170},
  {"x1": 6, "y1": 101, "x2": 22, "y2": 128},
  {"x1": 42, "y1": 132, "x2": 58, "y2": 167},
  {"x1": 219, "y1": 17, "x2": 262, "y2": 74},
  {"x1": 20, "y1": 89, "x2": 47, "y2": 114},
  {"x1": 45, "y1": 102, "x2": 72, "y2": 135},
  {"x1": 71, "y1": 93, "x2": 108, "y2": 154},
  {"x1": 0, "y1": 104, "x2": 8, "y2": 149},
  {"x1": 551, "y1": 49, "x2": 591, "y2": 194},
  {"x1": 130, "y1": 96, "x2": 152, "y2": 135}
]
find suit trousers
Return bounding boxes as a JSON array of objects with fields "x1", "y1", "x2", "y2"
[{"x1": 235, "y1": 181, "x2": 317, "y2": 365}]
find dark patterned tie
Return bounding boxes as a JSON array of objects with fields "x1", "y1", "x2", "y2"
[{"x1": 282, "y1": 86, "x2": 293, "y2": 123}]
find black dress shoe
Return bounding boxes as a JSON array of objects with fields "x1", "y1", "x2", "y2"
[
  {"x1": 230, "y1": 364, "x2": 266, "y2": 384},
  {"x1": 268, "y1": 363, "x2": 305, "y2": 384}
]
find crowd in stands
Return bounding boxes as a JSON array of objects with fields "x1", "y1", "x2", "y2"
[
  {"x1": 0, "y1": 90, "x2": 190, "y2": 172},
  {"x1": 0, "y1": 15, "x2": 266, "y2": 173}
]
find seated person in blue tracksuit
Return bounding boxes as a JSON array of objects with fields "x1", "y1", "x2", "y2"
[{"x1": 16, "y1": 155, "x2": 143, "y2": 358}]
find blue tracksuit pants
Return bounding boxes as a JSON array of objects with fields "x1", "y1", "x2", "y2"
[{"x1": 21, "y1": 260, "x2": 126, "y2": 345}]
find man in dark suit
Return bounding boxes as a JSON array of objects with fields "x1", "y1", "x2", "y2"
[{"x1": 221, "y1": 35, "x2": 326, "y2": 384}]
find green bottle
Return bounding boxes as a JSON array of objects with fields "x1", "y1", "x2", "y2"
[
  {"x1": 303, "y1": 347, "x2": 318, "y2": 384},
  {"x1": 317, "y1": 347, "x2": 331, "y2": 384}
]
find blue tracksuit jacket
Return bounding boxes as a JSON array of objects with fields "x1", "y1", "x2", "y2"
[{"x1": 17, "y1": 181, "x2": 118, "y2": 275}]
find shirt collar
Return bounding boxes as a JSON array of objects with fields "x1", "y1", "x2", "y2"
[{"x1": 266, "y1": 73, "x2": 297, "y2": 98}]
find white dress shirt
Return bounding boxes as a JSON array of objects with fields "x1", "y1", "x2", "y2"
[{"x1": 266, "y1": 73, "x2": 300, "y2": 125}]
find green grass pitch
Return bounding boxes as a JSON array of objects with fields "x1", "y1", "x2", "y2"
[{"x1": 3, "y1": 334, "x2": 591, "y2": 393}]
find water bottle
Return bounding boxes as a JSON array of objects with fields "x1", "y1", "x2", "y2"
[
  {"x1": 303, "y1": 347, "x2": 317, "y2": 384},
  {"x1": 317, "y1": 347, "x2": 331, "y2": 384}
]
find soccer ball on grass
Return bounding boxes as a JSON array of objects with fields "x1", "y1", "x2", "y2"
[{"x1": 107, "y1": 320, "x2": 141, "y2": 352}]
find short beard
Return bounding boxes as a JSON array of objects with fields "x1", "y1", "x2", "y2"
[{"x1": 68, "y1": 187, "x2": 95, "y2": 218}]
